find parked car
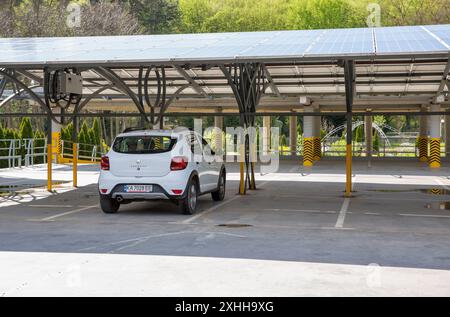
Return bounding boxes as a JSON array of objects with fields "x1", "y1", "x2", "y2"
[{"x1": 98, "y1": 128, "x2": 226, "y2": 215}]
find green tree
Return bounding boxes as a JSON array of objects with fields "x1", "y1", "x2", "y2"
[
  {"x1": 19, "y1": 117, "x2": 33, "y2": 139},
  {"x1": 127, "y1": 0, "x2": 180, "y2": 34},
  {"x1": 287, "y1": 0, "x2": 365, "y2": 30},
  {"x1": 91, "y1": 118, "x2": 101, "y2": 145}
]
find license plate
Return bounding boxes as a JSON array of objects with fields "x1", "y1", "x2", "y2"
[{"x1": 124, "y1": 185, "x2": 153, "y2": 193}]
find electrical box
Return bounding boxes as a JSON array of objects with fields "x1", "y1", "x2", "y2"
[{"x1": 58, "y1": 72, "x2": 83, "y2": 95}]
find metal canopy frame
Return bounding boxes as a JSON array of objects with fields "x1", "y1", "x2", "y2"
[{"x1": 0, "y1": 25, "x2": 449, "y2": 195}]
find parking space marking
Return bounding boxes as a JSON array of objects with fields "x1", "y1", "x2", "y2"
[
  {"x1": 265, "y1": 208, "x2": 337, "y2": 214},
  {"x1": 335, "y1": 198, "x2": 350, "y2": 229},
  {"x1": 180, "y1": 181, "x2": 270, "y2": 224},
  {"x1": 399, "y1": 214, "x2": 450, "y2": 219},
  {"x1": 27, "y1": 205, "x2": 85, "y2": 208},
  {"x1": 435, "y1": 178, "x2": 450, "y2": 190},
  {"x1": 180, "y1": 195, "x2": 242, "y2": 224},
  {"x1": 31, "y1": 204, "x2": 98, "y2": 222}
]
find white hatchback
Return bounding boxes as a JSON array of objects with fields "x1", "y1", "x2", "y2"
[{"x1": 98, "y1": 128, "x2": 226, "y2": 215}]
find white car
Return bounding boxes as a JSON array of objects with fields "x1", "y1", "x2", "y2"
[{"x1": 98, "y1": 128, "x2": 226, "y2": 215}]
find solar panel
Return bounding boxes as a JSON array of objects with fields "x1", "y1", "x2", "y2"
[
  {"x1": 0, "y1": 24, "x2": 448, "y2": 66},
  {"x1": 306, "y1": 28, "x2": 374, "y2": 56},
  {"x1": 374, "y1": 25, "x2": 448, "y2": 53},
  {"x1": 423, "y1": 25, "x2": 450, "y2": 48}
]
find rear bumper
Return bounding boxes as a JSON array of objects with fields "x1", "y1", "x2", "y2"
[
  {"x1": 98, "y1": 170, "x2": 191, "y2": 199},
  {"x1": 108, "y1": 184, "x2": 182, "y2": 201}
]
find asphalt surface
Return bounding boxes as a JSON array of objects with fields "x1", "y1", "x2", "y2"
[{"x1": 0, "y1": 160, "x2": 450, "y2": 271}]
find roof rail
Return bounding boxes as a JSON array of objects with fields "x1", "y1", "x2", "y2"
[{"x1": 122, "y1": 127, "x2": 147, "y2": 133}]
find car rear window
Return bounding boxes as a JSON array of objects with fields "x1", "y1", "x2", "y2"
[{"x1": 113, "y1": 136, "x2": 176, "y2": 154}]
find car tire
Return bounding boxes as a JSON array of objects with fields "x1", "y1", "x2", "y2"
[
  {"x1": 180, "y1": 179, "x2": 198, "y2": 215},
  {"x1": 211, "y1": 172, "x2": 226, "y2": 202},
  {"x1": 100, "y1": 195, "x2": 120, "y2": 214}
]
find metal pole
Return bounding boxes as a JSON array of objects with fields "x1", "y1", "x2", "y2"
[
  {"x1": 343, "y1": 59, "x2": 355, "y2": 198},
  {"x1": 72, "y1": 115, "x2": 78, "y2": 188},
  {"x1": 345, "y1": 112, "x2": 353, "y2": 197},
  {"x1": 47, "y1": 114, "x2": 52, "y2": 192}
]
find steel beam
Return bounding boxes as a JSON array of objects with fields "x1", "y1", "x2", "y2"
[
  {"x1": 262, "y1": 65, "x2": 281, "y2": 98},
  {"x1": 0, "y1": 85, "x2": 41, "y2": 108},
  {"x1": 173, "y1": 66, "x2": 209, "y2": 98},
  {"x1": 95, "y1": 67, "x2": 148, "y2": 123},
  {"x1": 434, "y1": 55, "x2": 450, "y2": 103}
]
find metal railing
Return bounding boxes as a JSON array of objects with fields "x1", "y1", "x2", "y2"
[
  {"x1": 23, "y1": 138, "x2": 47, "y2": 167},
  {"x1": 61, "y1": 140, "x2": 106, "y2": 163},
  {"x1": 0, "y1": 138, "x2": 107, "y2": 169},
  {"x1": 211, "y1": 136, "x2": 446, "y2": 158},
  {"x1": 0, "y1": 139, "x2": 22, "y2": 168}
]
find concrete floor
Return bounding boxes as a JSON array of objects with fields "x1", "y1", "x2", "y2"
[{"x1": 1, "y1": 160, "x2": 450, "y2": 296}]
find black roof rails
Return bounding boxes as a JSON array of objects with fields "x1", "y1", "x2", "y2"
[{"x1": 122, "y1": 127, "x2": 148, "y2": 133}]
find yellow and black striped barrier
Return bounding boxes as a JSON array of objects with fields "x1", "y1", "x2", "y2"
[
  {"x1": 418, "y1": 137, "x2": 428, "y2": 162},
  {"x1": 303, "y1": 138, "x2": 314, "y2": 167},
  {"x1": 313, "y1": 137, "x2": 322, "y2": 161},
  {"x1": 428, "y1": 138, "x2": 441, "y2": 168}
]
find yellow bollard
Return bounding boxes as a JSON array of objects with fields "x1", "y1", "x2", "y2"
[
  {"x1": 73, "y1": 143, "x2": 78, "y2": 188},
  {"x1": 345, "y1": 144, "x2": 352, "y2": 197},
  {"x1": 47, "y1": 144, "x2": 52, "y2": 192},
  {"x1": 250, "y1": 162, "x2": 256, "y2": 190},
  {"x1": 239, "y1": 143, "x2": 246, "y2": 195},
  {"x1": 418, "y1": 137, "x2": 428, "y2": 162},
  {"x1": 239, "y1": 162, "x2": 245, "y2": 195},
  {"x1": 313, "y1": 137, "x2": 322, "y2": 161},
  {"x1": 303, "y1": 138, "x2": 314, "y2": 167},
  {"x1": 429, "y1": 138, "x2": 441, "y2": 168}
]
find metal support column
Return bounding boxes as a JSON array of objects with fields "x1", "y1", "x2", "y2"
[
  {"x1": 214, "y1": 109, "x2": 224, "y2": 155},
  {"x1": 303, "y1": 108, "x2": 314, "y2": 167},
  {"x1": 446, "y1": 108, "x2": 450, "y2": 158},
  {"x1": 313, "y1": 111, "x2": 322, "y2": 161},
  {"x1": 51, "y1": 108, "x2": 62, "y2": 164},
  {"x1": 47, "y1": 114, "x2": 53, "y2": 192},
  {"x1": 429, "y1": 104, "x2": 442, "y2": 168},
  {"x1": 289, "y1": 115, "x2": 298, "y2": 156},
  {"x1": 220, "y1": 63, "x2": 265, "y2": 195},
  {"x1": 419, "y1": 106, "x2": 429, "y2": 162},
  {"x1": 365, "y1": 112, "x2": 373, "y2": 167},
  {"x1": 72, "y1": 115, "x2": 78, "y2": 188},
  {"x1": 342, "y1": 60, "x2": 355, "y2": 197},
  {"x1": 263, "y1": 116, "x2": 271, "y2": 156}
]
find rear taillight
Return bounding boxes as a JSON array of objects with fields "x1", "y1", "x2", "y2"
[
  {"x1": 101, "y1": 156, "x2": 110, "y2": 171},
  {"x1": 170, "y1": 156, "x2": 188, "y2": 171}
]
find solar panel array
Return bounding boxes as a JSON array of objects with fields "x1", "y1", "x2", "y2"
[{"x1": 0, "y1": 24, "x2": 448, "y2": 66}]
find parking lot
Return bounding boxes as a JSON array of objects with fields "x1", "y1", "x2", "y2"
[{"x1": 1, "y1": 160, "x2": 450, "y2": 296}]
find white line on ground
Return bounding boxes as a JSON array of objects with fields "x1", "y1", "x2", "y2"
[
  {"x1": 399, "y1": 214, "x2": 450, "y2": 219},
  {"x1": 364, "y1": 212, "x2": 381, "y2": 216},
  {"x1": 435, "y1": 178, "x2": 450, "y2": 190},
  {"x1": 28, "y1": 205, "x2": 81, "y2": 208},
  {"x1": 335, "y1": 198, "x2": 350, "y2": 229},
  {"x1": 180, "y1": 181, "x2": 270, "y2": 224},
  {"x1": 32, "y1": 204, "x2": 98, "y2": 222},
  {"x1": 265, "y1": 208, "x2": 337, "y2": 214},
  {"x1": 180, "y1": 195, "x2": 241, "y2": 224}
]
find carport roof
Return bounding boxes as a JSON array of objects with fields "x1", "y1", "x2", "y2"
[
  {"x1": 0, "y1": 24, "x2": 449, "y2": 113},
  {"x1": 0, "y1": 24, "x2": 449, "y2": 67}
]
